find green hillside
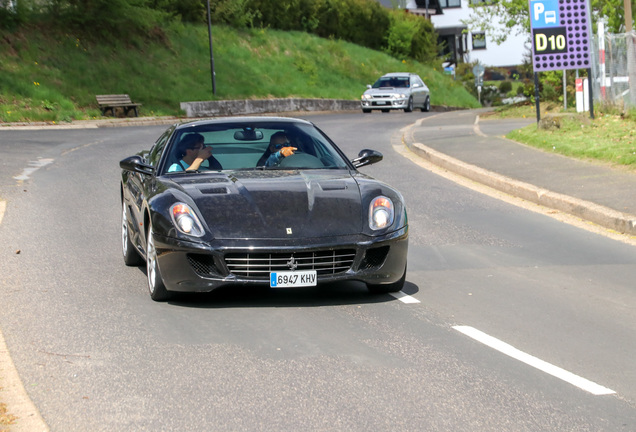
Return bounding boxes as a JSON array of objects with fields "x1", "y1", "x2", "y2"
[{"x1": 0, "y1": 24, "x2": 480, "y2": 123}]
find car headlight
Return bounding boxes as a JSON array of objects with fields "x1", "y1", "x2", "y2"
[
  {"x1": 170, "y1": 203, "x2": 205, "y2": 237},
  {"x1": 361, "y1": 94, "x2": 371, "y2": 100},
  {"x1": 369, "y1": 196, "x2": 394, "y2": 230}
]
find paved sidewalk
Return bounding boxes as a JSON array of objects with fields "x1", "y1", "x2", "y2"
[{"x1": 403, "y1": 109, "x2": 636, "y2": 236}]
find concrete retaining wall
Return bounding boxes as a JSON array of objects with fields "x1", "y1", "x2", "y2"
[{"x1": 180, "y1": 98, "x2": 360, "y2": 118}]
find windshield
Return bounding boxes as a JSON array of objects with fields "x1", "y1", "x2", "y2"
[
  {"x1": 160, "y1": 121, "x2": 351, "y2": 175},
  {"x1": 372, "y1": 76, "x2": 410, "y2": 89}
]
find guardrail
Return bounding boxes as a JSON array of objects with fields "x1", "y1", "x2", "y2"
[{"x1": 180, "y1": 98, "x2": 360, "y2": 117}]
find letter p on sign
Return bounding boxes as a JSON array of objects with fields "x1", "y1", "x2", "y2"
[{"x1": 533, "y1": 2, "x2": 544, "y2": 20}]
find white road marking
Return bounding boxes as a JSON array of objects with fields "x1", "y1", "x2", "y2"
[
  {"x1": 13, "y1": 158, "x2": 54, "y2": 181},
  {"x1": 473, "y1": 115, "x2": 487, "y2": 137},
  {"x1": 453, "y1": 326, "x2": 615, "y2": 396},
  {"x1": 0, "y1": 200, "x2": 5, "y2": 225},
  {"x1": 390, "y1": 291, "x2": 420, "y2": 304}
]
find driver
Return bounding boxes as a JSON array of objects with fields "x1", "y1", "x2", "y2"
[
  {"x1": 168, "y1": 133, "x2": 222, "y2": 172},
  {"x1": 257, "y1": 132, "x2": 297, "y2": 167}
]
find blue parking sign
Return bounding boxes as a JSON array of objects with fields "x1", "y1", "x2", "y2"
[{"x1": 530, "y1": 0, "x2": 560, "y2": 28}]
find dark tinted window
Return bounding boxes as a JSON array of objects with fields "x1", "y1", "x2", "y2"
[
  {"x1": 439, "y1": 0, "x2": 461, "y2": 7},
  {"x1": 372, "y1": 77, "x2": 410, "y2": 88}
]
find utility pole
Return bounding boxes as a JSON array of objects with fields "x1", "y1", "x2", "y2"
[{"x1": 206, "y1": 0, "x2": 216, "y2": 96}]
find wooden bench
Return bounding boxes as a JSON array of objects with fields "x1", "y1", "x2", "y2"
[{"x1": 96, "y1": 94, "x2": 141, "y2": 117}]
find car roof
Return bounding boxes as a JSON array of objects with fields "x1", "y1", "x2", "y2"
[
  {"x1": 381, "y1": 72, "x2": 416, "y2": 78},
  {"x1": 175, "y1": 116, "x2": 313, "y2": 130}
]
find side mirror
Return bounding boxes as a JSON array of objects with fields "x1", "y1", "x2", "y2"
[
  {"x1": 366, "y1": 84, "x2": 372, "y2": 89},
  {"x1": 352, "y1": 149, "x2": 383, "y2": 168},
  {"x1": 120, "y1": 155, "x2": 155, "y2": 175},
  {"x1": 412, "y1": 83, "x2": 421, "y2": 88}
]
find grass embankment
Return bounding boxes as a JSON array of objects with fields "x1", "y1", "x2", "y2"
[
  {"x1": 486, "y1": 104, "x2": 636, "y2": 170},
  {"x1": 0, "y1": 24, "x2": 479, "y2": 123}
]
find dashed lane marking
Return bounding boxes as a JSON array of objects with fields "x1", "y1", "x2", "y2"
[
  {"x1": 453, "y1": 325, "x2": 615, "y2": 396},
  {"x1": 13, "y1": 158, "x2": 54, "y2": 181},
  {"x1": 390, "y1": 291, "x2": 421, "y2": 304}
]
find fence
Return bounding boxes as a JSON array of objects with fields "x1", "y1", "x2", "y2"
[{"x1": 590, "y1": 30, "x2": 636, "y2": 109}]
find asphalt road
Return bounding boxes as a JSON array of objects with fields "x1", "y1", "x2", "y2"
[{"x1": 1, "y1": 111, "x2": 636, "y2": 431}]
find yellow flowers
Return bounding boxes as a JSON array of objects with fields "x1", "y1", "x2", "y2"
[{"x1": 33, "y1": 82, "x2": 40, "y2": 86}]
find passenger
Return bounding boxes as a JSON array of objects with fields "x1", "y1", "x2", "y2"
[
  {"x1": 168, "y1": 133, "x2": 222, "y2": 172},
  {"x1": 256, "y1": 131, "x2": 297, "y2": 167}
]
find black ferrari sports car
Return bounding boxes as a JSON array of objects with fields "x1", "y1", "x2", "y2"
[{"x1": 120, "y1": 117, "x2": 408, "y2": 301}]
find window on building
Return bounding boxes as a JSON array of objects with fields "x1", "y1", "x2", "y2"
[
  {"x1": 439, "y1": 0, "x2": 461, "y2": 8},
  {"x1": 472, "y1": 33, "x2": 486, "y2": 50},
  {"x1": 470, "y1": 0, "x2": 494, "y2": 4}
]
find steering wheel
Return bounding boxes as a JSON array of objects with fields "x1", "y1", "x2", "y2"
[{"x1": 278, "y1": 152, "x2": 323, "y2": 168}]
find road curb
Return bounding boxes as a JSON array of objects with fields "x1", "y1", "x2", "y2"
[{"x1": 402, "y1": 118, "x2": 636, "y2": 237}]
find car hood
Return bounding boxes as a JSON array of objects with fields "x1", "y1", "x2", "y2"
[
  {"x1": 364, "y1": 87, "x2": 409, "y2": 96},
  {"x1": 169, "y1": 170, "x2": 364, "y2": 239}
]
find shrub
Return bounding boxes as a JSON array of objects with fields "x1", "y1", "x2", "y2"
[
  {"x1": 245, "y1": 0, "x2": 433, "y2": 61},
  {"x1": 384, "y1": 11, "x2": 419, "y2": 59},
  {"x1": 499, "y1": 81, "x2": 512, "y2": 94},
  {"x1": 44, "y1": 0, "x2": 169, "y2": 39},
  {"x1": 540, "y1": 82, "x2": 558, "y2": 102}
]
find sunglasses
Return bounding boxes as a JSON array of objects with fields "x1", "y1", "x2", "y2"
[{"x1": 274, "y1": 141, "x2": 291, "y2": 150}]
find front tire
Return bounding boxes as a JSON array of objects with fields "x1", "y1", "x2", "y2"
[
  {"x1": 362, "y1": 109, "x2": 371, "y2": 113},
  {"x1": 404, "y1": 97, "x2": 413, "y2": 112},
  {"x1": 122, "y1": 201, "x2": 143, "y2": 266},
  {"x1": 421, "y1": 97, "x2": 431, "y2": 112},
  {"x1": 146, "y1": 222, "x2": 172, "y2": 302},
  {"x1": 366, "y1": 264, "x2": 407, "y2": 294}
]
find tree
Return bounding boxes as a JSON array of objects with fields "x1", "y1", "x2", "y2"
[{"x1": 463, "y1": 0, "x2": 635, "y2": 44}]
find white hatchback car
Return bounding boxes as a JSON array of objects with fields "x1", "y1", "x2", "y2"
[{"x1": 361, "y1": 72, "x2": 430, "y2": 113}]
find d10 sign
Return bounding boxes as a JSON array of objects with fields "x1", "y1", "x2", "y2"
[
  {"x1": 529, "y1": 0, "x2": 592, "y2": 72},
  {"x1": 534, "y1": 27, "x2": 568, "y2": 54}
]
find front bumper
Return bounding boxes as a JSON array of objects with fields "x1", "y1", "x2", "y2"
[
  {"x1": 361, "y1": 98, "x2": 408, "y2": 110},
  {"x1": 153, "y1": 229, "x2": 408, "y2": 293}
]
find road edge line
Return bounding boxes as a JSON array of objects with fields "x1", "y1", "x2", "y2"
[{"x1": 0, "y1": 200, "x2": 49, "y2": 431}]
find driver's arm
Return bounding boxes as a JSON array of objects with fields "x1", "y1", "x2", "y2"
[
  {"x1": 186, "y1": 146, "x2": 213, "y2": 171},
  {"x1": 264, "y1": 146, "x2": 297, "y2": 167}
]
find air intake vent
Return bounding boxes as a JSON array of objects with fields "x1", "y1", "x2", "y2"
[
  {"x1": 187, "y1": 254, "x2": 222, "y2": 276},
  {"x1": 359, "y1": 246, "x2": 389, "y2": 270}
]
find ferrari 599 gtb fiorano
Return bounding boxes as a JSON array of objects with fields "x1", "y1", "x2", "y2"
[{"x1": 119, "y1": 117, "x2": 408, "y2": 301}]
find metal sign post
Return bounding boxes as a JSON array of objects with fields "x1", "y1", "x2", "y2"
[{"x1": 473, "y1": 64, "x2": 485, "y2": 105}]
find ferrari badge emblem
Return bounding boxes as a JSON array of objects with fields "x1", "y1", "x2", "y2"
[{"x1": 287, "y1": 257, "x2": 298, "y2": 271}]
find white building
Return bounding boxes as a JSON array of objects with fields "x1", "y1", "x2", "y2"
[{"x1": 378, "y1": 0, "x2": 530, "y2": 68}]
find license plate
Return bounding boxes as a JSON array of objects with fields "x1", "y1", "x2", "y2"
[
  {"x1": 375, "y1": 101, "x2": 386, "y2": 105},
  {"x1": 270, "y1": 270, "x2": 317, "y2": 288}
]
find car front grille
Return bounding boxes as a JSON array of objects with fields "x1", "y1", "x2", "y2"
[{"x1": 225, "y1": 249, "x2": 356, "y2": 279}]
